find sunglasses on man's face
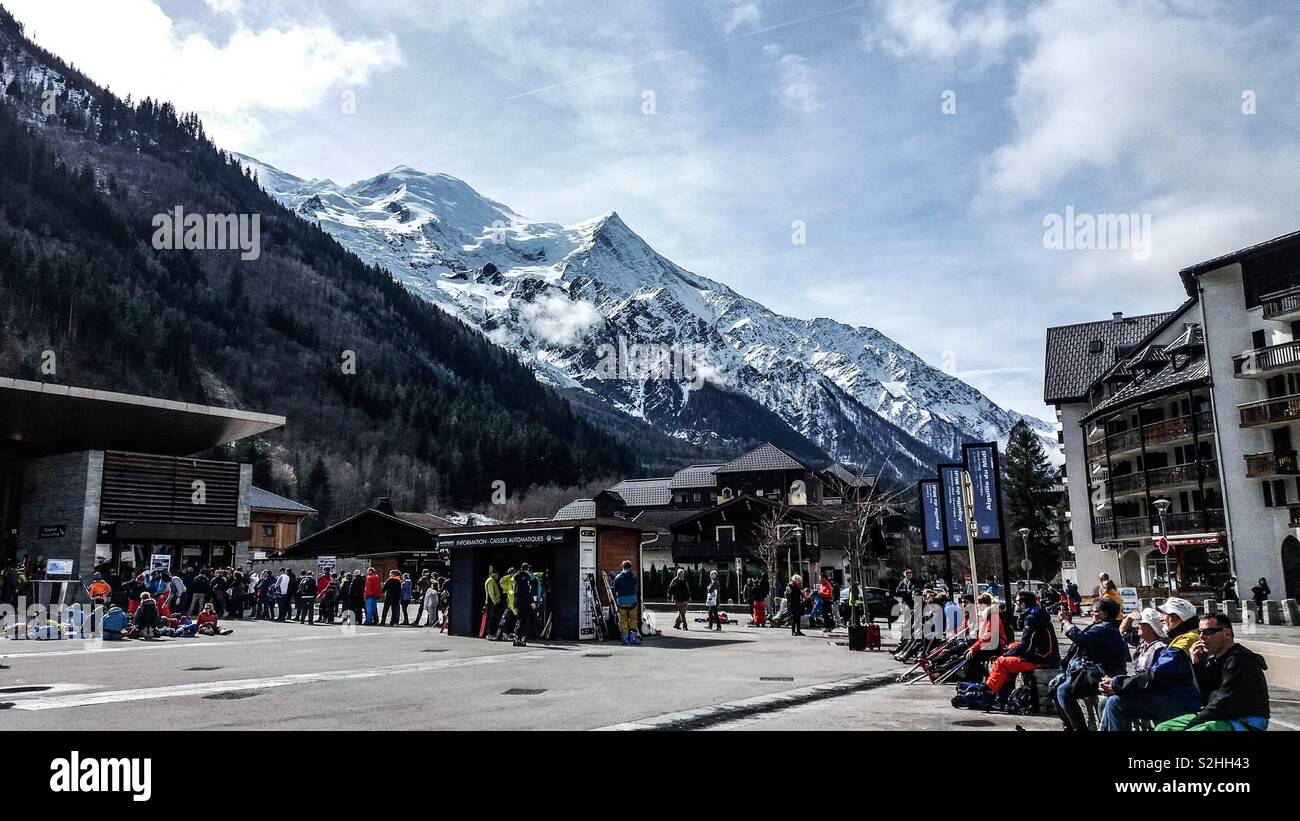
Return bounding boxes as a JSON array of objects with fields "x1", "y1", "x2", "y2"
[{"x1": 1198, "y1": 627, "x2": 1228, "y2": 636}]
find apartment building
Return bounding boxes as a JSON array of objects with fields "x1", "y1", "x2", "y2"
[{"x1": 1047, "y1": 229, "x2": 1300, "y2": 601}]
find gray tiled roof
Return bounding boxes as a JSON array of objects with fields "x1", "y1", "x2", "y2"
[
  {"x1": 608, "y1": 477, "x2": 673, "y2": 507},
  {"x1": 249, "y1": 486, "x2": 316, "y2": 515},
  {"x1": 821, "y1": 462, "x2": 869, "y2": 488},
  {"x1": 1044, "y1": 310, "x2": 1178, "y2": 403},
  {"x1": 553, "y1": 499, "x2": 596, "y2": 520},
  {"x1": 714, "y1": 443, "x2": 806, "y2": 474},
  {"x1": 668, "y1": 463, "x2": 723, "y2": 489},
  {"x1": 1081, "y1": 327, "x2": 1210, "y2": 421}
]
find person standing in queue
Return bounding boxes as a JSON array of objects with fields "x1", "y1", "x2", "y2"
[
  {"x1": 613, "y1": 560, "x2": 640, "y2": 644},
  {"x1": 381, "y1": 570, "x2": 403, "y2": 626},
  {"x1": 483, "y1": 566, "x2": 503, "y2": 639},
  {"x1": 513, "y1": 564, "x2": 535, "y2": 647},
  {"x1": 786, "y1": 574, "x2": 805, "y2": 636},
  {"x1": 363, "y1": 567, "x2": 382, "y2": 625}
]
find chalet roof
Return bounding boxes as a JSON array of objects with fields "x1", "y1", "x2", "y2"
[
  {"x1": 608, "y1": 477, "x2": 673, "y2": 506},
  {"x1": 553, "y1": 499, "x2": 595, "y2": 520},
  {"x1": 630, "y1": 508, "x2": 698, "y2": 531},
  {"x1": 249, "y1": 486, "x2": 316, "y2": 515},
  {"x1": 668, "y1": 463, "x2": 722, "y2": 489},
  {"x1": 1164, "y1": 323, "x2": 1204, "y2": 353},
  {"x1": 1081, "y1": 326, "x2": 1210, "y2": 422},
  {"x1": 714, "y1": 443, "x2": 806, "y2": 474},
  {"x1": 1179, "y1": 227, "x2": 1300, "y2": 290},
  {"x1": 394, "y1": 511, "x2": 459, "y2": 530},
  {"x1": 1043, "y1": 310, "x2": 1179, "y2": 404},
  {"x1": 820, "y1": 462, "x2": 869, "y2": 488}
]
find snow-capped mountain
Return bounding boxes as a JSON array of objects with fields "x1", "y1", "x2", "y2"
[{"x1": 238, "y1": 154, "x2": 1054, "y2": 477}]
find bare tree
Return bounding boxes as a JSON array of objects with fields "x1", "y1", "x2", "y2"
[
  {"x1": 823, "y1": 460, "x2": 908, "y2": 626},
  {"x1": 751, "y1": 503, "x2": 796, "y2": 591}
]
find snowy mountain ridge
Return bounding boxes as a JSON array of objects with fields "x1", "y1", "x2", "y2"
[{"x1": 237, "y1": 153, "x2": 1055, "y2": 477}]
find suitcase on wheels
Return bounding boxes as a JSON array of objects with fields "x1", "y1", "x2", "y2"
[{"x1": 865, "y1": 622, "x2": 882, "y2": 651}]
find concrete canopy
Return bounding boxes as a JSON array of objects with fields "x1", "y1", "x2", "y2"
[{"x1": 0, "y1": 378, "x2": 285, "y2": 457}]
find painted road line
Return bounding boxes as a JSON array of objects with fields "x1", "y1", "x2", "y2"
[
  {"x1": 593, "y1": 670, "x2": 898, "y2": 730},
  {"x1": 0, "y1": 631, "x2": 389, "y2": 660},
  {"x1": 7, "y1": 650, "x2": 551, "y2": 710}
]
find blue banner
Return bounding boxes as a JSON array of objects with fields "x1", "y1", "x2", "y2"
[
  {"x1": 964, "y1": 443, "x2": 1001, "y2": 541},
  {"x1": 938, "y1": 464, "x2": 968, "y2": 550},
  {"x1": 919, "y1": 479, "x2": 944, "y2": 554}
]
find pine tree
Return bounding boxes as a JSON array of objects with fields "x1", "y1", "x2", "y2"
[
  {"x1": 1002, "y1": 419, "x2": 1059, "y2": 579},
  {"x1": 302, "y1": 456, "x2": 334, "y2": 526}
]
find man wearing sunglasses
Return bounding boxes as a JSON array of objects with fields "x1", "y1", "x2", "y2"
[{"x1": 1155, "y1": 613, "x2": 1270, "y2": 732}]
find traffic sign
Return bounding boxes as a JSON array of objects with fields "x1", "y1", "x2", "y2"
[{"x1": 1156, "y1": 536, "x2": 1169, "y2": 555}]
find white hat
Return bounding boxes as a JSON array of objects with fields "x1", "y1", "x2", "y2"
[
  {"x1": 1137, "y1": 607, "x2": 1166, "y2": 638},
  {"x1": 1158, "y1": 597, "x2": 1196, "y2": 622}
]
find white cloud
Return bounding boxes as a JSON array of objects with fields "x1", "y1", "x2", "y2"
[
  {"x1": 205, "y1": 0, "x2": 243, "y2": 14},
  {"x1": 865, "y1": 0, "x2": 1021, "y2": 63},
  {"x1": 520, "y1": 294, "x2": 604, "y2": 346},
  {"x1": 3, "y1": 0, "x2": 402, "y2": 148},
  {"x1": 724, "y1": 2, "x2": 764, "y2": 35},
  {"x1": 763, "y1": 46, "x2": 822, "y2": 114}
]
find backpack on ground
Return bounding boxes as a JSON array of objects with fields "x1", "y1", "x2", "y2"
[
  {"x1": 952, "y1": 681, "x2": 994, "y2": 711},
  {"x1": 1004, "y1": 684, "x2": 1038, "y2": 716}
]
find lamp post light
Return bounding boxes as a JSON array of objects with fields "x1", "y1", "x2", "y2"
[
  {"x1": 1017, "y1": 526, "x2": 1031, "y2": 581},
  {"x1": 1152, "y1": 498, "x2": 1173, "y2": 589}
]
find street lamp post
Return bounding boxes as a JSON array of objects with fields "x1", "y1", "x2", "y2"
[
  {"x1": 1153, "y1": 498, "x2": 1172, "y2": 590},
  {"x1": 1017, "y1": 526, "x2": 1031, "y2": 582}
]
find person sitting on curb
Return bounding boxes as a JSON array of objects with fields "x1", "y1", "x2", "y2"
[
  {"x1": 196, "y1": 602, "x2": 234, "y2": 635},
  {"x1": 1099, "y1": 609, "x2": 1200, "y2": 732},
  {"x1": 1155, "y1": 613, "x2": 1270, "y2": 732},
  {"x1": 985, "y1": 590, "x2": 1060, "y2": 710},
  {"x1": 1055, "y1": 596, "x2": 1129, "y2": 730},
  {"x1": 1157, "y1": 597, "x2": 1199, "y2": 657}
]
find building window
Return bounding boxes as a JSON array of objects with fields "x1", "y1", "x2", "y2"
[
  {"x1": 721, "y1": 487, "x2": 733, "y2": 501},
  {"x1": 693, "y1": 492, "x2": 700, "y2": 502},
  {"x1": 716, "y1": 525, "x2": 735, "y2": 543},
  {"x1": 262, "y1": 524, "x2": 275, "y2": 538},
  {"x1": 1088, "y1": 340, "x2": 1104, "y2": 354}
]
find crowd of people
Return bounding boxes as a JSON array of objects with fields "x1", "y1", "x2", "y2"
[
  {"x1": 67, "y1": 564, "x2": 460, "y2": 640},
  {"x1": 890, "y1": 568, "x2": 1273, "y2": 731}
]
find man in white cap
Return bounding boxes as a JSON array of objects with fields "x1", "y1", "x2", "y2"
[{"x1": 1157, "y1": 597, "x2": 1199, "y2": 657}]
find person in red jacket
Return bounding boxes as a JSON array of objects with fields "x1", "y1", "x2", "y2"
[
  {"x1": 817, "y1": 573, "x2": 835, "y2": 635},
  {"x1": 363, "y1": 568, "x2": 382, "y2": 625},
  {"x1": 316, "y1": 571, "x2": 331, "y2": 597}
]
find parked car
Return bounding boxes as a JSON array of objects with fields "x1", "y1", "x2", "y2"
[{"x1": 861, "y1": 586, "x2": 898, "y2": 624}]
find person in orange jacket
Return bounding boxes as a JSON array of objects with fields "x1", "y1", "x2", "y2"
[{"x1": 363, "y1": 567, "x2": 383, "y2": 625}]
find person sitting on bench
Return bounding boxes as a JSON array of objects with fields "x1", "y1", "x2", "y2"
[
  {"x1": 1098, "y1": 610, "x2": 1200, "y2": 732},
  {"x1": 985, "y1": 591, "x2": 1059, "y2": 710},
  {"x1": 1055, "y1": 596, "x2": 1129, "y2": 731},
  {"x1": 1155, "y1": 613, "x2": 1270, "y2": 732}
]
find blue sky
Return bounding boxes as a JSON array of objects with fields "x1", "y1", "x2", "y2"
[{"x1": 10, "y1": 0, "x2": 1300, "y2": 420}]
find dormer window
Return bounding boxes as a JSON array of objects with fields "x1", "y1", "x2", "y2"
[{"x1": 1088, "y1": 340, "x2": 1104, "y2": 354}]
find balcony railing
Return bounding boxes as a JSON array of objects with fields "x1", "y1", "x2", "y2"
[
  {"x1": 1085, "y1": 412, "x2": 1215, "y2": 464},
  {"x1": 1262, "y1": 286, "x2": 1300, "y2": 321},
  {"x1": 1245, "y1": 450, "x2": 1299, "y2": 478},
  {"x1": 1233, "y1": 339, "x2": 1300, "y2": 377},
  {"x1": 1093, "y1": 509, "x2": 1225, "y2": 543},
  {"x1": 1238, "y1": 395, "x2": 1300, "y2": 428},
  {"x1": 1105, "y1": 461, "x2": 1218, "y2": 497}
]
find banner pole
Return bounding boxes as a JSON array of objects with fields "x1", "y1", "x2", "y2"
[{"x1": 962, "y1": 471, "x2": 979, "y2": 595}]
